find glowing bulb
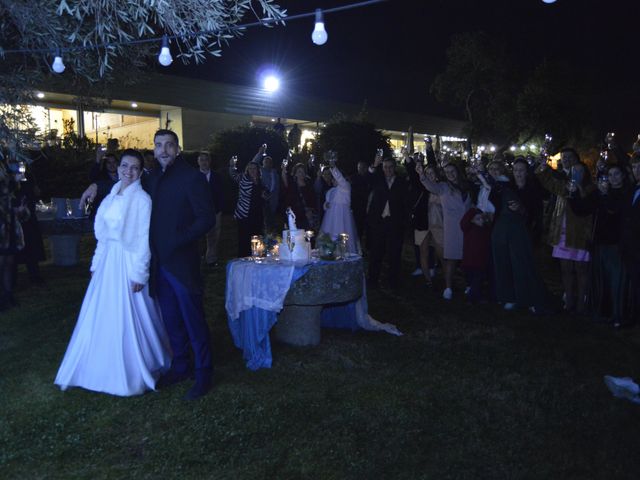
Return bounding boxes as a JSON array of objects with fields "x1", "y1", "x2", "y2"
[
  {"x1": 490, "y1": 146, "x2": 496, "y2": 152},
  {"x1": 52, "y1": 52, "x2": 65, "y2": 73},
  {"x1": 542, "y1": 0, "x2": 556, "y2": 3},
  {"x1": 510, "y1": 146, "x2": 516, "y2": 151},
  {"x1": 311, "y1": 9, "x2": 328, "y2": 45},
  {"x1": 263, "y1": 75, "x2": 280, "y2": 92},
  {"x1": 36, "y1": 92, "x2": 45, "y2": 99},
  {"x1": 131, "y1": 102, "x2": 138, "y2": 108},
  {"x1": 520, "y1": 145, "x2": 526, "y2": 151},
  {"x1": 158, "y1": 35, "x2": 173, "y2": 66}
]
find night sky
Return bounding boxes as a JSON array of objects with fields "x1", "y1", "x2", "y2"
[{"x1": 168, "y1": 0, "x2": 639, "y2": 146}]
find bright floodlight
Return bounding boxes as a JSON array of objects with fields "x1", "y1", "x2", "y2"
[{"x1": 263, "y1": 75, "x2": 280, "y2": 92}]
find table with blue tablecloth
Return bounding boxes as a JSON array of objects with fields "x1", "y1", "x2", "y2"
[{"x1": 225, "y1": 255, "x2": 368, "y2": 370}]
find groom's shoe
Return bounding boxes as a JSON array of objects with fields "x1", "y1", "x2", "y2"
[
  {"x1": 156, "y1": 370, "x2": 192, "y2": 389},
  {"x1": 185, "y1": 378, "x2": 212, "y2": 400}
]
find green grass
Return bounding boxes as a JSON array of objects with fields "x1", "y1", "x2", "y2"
[{"x1": 2, "y1": 215, "x2": 640, "y2": 479}]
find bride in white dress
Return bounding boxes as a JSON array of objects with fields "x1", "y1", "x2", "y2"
[
  {"x1": 319, "y1": 163, "x2": 360, "y2": 254},
  {"x1": 55, "y1": 150, "x2": 170, "y2": 396}
]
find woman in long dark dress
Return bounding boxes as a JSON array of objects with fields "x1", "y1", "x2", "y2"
[{"x1": 490, "y1": 159, "x2": 549, "y2": 312}]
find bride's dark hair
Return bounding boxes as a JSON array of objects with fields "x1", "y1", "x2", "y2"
[{"x1": 119, "y1": 149, "x2": 144, "y2": 168}]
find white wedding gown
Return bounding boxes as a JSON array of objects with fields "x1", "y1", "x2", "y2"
[
  {"x1": 320, "y1": 166, "x2": 360, "y2": 254},
  {"x1": 55, "y1": 180, "x2": 170, "y2": 396}
]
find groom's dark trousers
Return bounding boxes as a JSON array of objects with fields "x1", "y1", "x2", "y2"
[{"x1": 156, "y1": 267, "x2": 211, "y2": 374}]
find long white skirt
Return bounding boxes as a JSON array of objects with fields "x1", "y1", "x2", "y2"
[
  {"x1": 320, "y1": 203, "x2": 360, "y2": 255},
  {"x1": 54, "y1": 242, "x2": 171, "y2": 396}
]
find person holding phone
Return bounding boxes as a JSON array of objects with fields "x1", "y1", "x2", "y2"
[
  {"x1": 536, "y1": 148, "x2": 595, "y2": 314},
  {"x1": 488, "y1": 159, "x2": 550, "y2": 313}
]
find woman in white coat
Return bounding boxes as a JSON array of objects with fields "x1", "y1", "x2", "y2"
[
  {"x1": 55, "y1": 150, "x2": 170, "y2": 396},
  {"x1": 320, "y1": 163, "x2": 360, "y2": 255}
]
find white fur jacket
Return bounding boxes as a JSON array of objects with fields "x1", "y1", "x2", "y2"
[{"x1": 90, "y1": 179, "x2": 152, "y2": 285}]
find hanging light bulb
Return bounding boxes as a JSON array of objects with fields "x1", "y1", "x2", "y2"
[
  {"x1": 52, "y1": 50, "x2": 65, "y2": 73},
  {"x1": 311, "y1": 9, "x2": 328, "y2": 45},
  {"x1": 158, "y1": 35, "x2": 173, "y2": 66},
  {"x1": 542, "y1": 0, "x2": 557, "y2": 3}
]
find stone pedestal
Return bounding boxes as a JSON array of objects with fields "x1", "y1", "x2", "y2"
[
  {"x1": 49, "y1": 235, "x2": 81, "y2": 266},
  {"x1": 273, "y1": 305, "x2": 323, "y2": 346},
  {"x1": 273, "y1": 258, "x2": 364, "y2": 347}
]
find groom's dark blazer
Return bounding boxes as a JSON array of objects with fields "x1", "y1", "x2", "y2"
[{"x1": 144, "y1": 156, "x2": 215, "y2": 294}]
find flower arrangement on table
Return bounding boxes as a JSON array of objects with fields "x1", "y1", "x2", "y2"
[
  {"x1": 315, "y1": 232, "x2": 334, "y2": 260},
  {"x1": 316, "y1": 232, "x2": 350, "y2": 260},
  {"x1": 263, "y1": 233, "x2": 281, "y2": 256}
]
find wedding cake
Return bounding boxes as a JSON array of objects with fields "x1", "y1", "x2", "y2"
[{"x1": 279, "y1": 208, "x2": 309, "y2": 262}]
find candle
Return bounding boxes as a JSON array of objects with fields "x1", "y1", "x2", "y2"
[{"x1": 251, "y1": 235, "x2": 260, "y2": 257}]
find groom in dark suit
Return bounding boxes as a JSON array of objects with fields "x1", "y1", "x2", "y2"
[
  {"x1": 147, "y1": 130, "x2": 215, "y2": 399},
  {"x1": 81, "y1": 130, "x2": 215, "y2": 399},
  {"x1": 367, "y1": 154, "x2": 408, "y2": 288}
]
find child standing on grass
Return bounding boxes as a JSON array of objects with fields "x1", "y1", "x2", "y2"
[{"x1": 460, "y1": 207, "x2": 493, "y2": 303}]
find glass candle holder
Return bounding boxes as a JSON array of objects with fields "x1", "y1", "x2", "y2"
[{"x1": 251, "y1": 235, "x2": 261, "y2": 257}]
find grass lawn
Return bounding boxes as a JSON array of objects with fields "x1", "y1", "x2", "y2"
[{"x1": 1, "y1": 215, "x2": 640, "y2": 479}]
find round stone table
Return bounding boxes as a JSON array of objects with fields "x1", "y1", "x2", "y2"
[{"x1": 273, "y1": 257, "x2": 364, "y2": 347}]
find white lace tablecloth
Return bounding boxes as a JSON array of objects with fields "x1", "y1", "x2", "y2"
[{"x1": 225, "y1": 259, "x2": 299, "y2": 321}]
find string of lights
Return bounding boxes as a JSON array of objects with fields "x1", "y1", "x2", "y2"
[{"x1": 1, "y1": 0, "x2": 387, "y2": 74}]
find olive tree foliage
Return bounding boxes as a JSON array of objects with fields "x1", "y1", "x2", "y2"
[
  {"x1": 0, "y1": 0, "x2": 286, "y2": 159},
  {"x1": 1, "y1": 0, "x2": 285, "y2": 77}
]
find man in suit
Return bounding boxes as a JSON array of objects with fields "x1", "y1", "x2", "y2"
[
  {"x1": 81, "y1": 130, "x2": 215, "y2": 399},
  {"x1": 366, "y1": 154, "x2": 408, "y2": 289},
  {"x1": 197, "y1": 152, "x2": 224, "y2": 267}
]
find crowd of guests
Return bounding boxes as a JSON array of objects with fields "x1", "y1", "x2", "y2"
[
  {"x1": 224, "y1": 136, "x2": 640, "y2": 329},
  {"x1": 3, "y1": 131, "x2": 640, "y2": 333}
]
